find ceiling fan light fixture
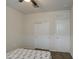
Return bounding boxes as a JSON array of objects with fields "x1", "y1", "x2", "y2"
[{"x1": 24, "y1": 0, "x2": 31, "y2": 2}]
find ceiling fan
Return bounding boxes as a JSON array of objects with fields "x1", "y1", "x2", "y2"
[{"x1": 19, "y1": 0, "x2": 39, "y2": 8}]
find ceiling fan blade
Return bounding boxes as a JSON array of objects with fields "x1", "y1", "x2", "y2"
[
  {"x1": 19, "y1": 0, "x2": 24, "y2": 2},
  {"x1": 31, "y1": 0, "x2": 39, "y2": 7}
]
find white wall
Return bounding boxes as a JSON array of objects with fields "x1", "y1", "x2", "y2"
[
  {"x1": 6, "y1": 6, "x2": 72, "y2": 54},
  {"x1": 23, "y1": 10, "x2": 71, "y2": 53},
  {"x1": 6, "y1": 6, "x2": 24, "y2": 52}
]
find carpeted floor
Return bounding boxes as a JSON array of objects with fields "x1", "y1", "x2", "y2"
[
  {"x1": 35, "y1": 48, "x2": 72, "y2": 59},
  {"x1": 51, "y1": 51, "x2": 72, "y2": 59}
]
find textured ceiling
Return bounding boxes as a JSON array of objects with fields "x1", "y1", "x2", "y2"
[{"x1": 6, "y1": 0, "x2": 73, "y2": 14}]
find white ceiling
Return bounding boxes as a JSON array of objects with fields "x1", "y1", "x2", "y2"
[{"x1": 6, "y1": 0, "x2": 73, "y2": 14}]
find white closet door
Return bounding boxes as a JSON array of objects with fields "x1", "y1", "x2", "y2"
[
  {"x1": 54, "y1": 19, "x2": 70, "y2": 52},
  {"x1": 34, "y1": 22, "x2": 49, "y2": 49}
]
